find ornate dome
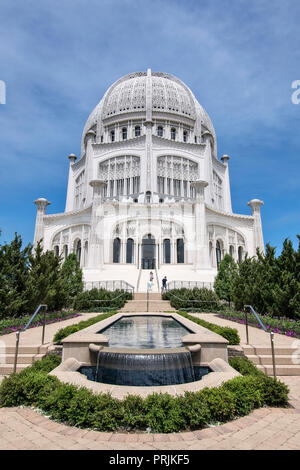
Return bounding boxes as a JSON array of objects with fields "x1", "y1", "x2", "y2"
[{"x1": 81, "y1": 70, "x2": 216, "y2": 154}]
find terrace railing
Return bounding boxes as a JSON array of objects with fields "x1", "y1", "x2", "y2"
[
  {"x1": 84, "y1": 280, "x2": 134, "y2": 295},
  {"x1": 14, "y1": 304, "x2": 48, "y2": 373},
  {"x1": 244, "y1": 304, "x2": 276, "y2": 378},
  {"x1": 166, "y1": 280, "x2": 213, "y2": 291}
]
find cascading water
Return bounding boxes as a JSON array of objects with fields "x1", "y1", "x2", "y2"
[{"x1": 94, "y1": 350, "x2": 196, "y2": 386}]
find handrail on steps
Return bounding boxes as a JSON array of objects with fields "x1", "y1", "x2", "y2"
[
  {"x1": 244, "y1": 305, "x2": 276, "y2": 378},
  {"x1": 14, "y1": 304, "x2": 48, "y2": 374}
]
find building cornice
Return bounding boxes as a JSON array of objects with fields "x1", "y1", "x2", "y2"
[
  {"x1": 205, "y1": 204, "x2": 254, "y2": 220},
  {"x1": 43, "y1": 205, "x2": 92, "y2": 220}
]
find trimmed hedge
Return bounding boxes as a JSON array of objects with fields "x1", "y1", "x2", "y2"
[
  {"x1": 53, "y1": 312, "x2": 117, "y2": 344},
  {"x1": 163, "y1": 288, "x2": 222, "y2": 312},
  {"x1": 177, "y1": 311, "x2": 240, "y2": 345},
  {"x1": 73, "y1": 288, "x2": 132, "y2": 312},
  {"x1": 0, "y1": 355, "x2": 289, "y2": 433}
]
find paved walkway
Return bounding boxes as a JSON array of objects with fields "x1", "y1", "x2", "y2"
[
  {"x1": 0, "y1": 376, "x2": 299, "y2": 450},
  {"x1": 0, "y1": 312, "x2": 99, "y2": 348}
]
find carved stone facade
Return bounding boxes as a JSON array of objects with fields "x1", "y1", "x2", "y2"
[{"x1": 33, "y1": 69, "x2": 264, "y2": 290}]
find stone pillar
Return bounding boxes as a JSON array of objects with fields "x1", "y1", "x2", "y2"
[
  {"x1": 191, "y1": 180, "x2": 210, "y2": 270},
  {"x1": 248, "y1": 199, "x2": 265, "y2": 254},
  {"x1": 33, "y1": 198, "x2": 50, "y2": 247},
  {"x1": 65, "y1": 153, "x2": 77, "y2": 212},
  {"x1": 88, "y1": 180, "x2": 106, "y2": 269},
  {"x1": 85, "y1": 130, "x2": 96, "y2": 206},
  {"x1": 220, "y1": 155, "x2": 232, "y2": 213}
]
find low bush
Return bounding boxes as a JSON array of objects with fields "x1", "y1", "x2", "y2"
[
  {"x1": 223, "y1": 375, "x2": 262, "y2": 416},
  {"x1": 200, "y1": 387, "x2": 236, "y2": 423},
  {"x1": 0, "y1": 355, "x2": 290, "y2": 433},
  {"x1": 229, "y1": 356, "x2": 264, "y2": 377},
  {"x1": 53, "y1": 311, "x2": 117, "y2": 344},
  {"x1": 162, "y1": 288, "x2": 222, "y2": 312},
  {"x1": 177, "y1": 311, "x2": 240, "y2": 345}
]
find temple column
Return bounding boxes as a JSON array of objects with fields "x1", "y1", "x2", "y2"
[
  {"x1": 191, "y1": 180, "x2": 210, "y2": 270},
  {"x1": 248, "y1": 199, "x2": 265, "y2": 254},
  {"x1": 65, "y1": 153, "x2": 77, "y2": 212},
  {"x1": 221, "y1": 155, "x2": 232, "y2": 213},
  {"x1": 33, "y1": 198, "x2": 50, "y2": 248},
  {"x1": 88, "y1": 180, "x2": 106, "y2": 269}
]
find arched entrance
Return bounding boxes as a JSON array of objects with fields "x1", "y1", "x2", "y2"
[{"x1": 141, "y1": 234, "x2": 155, "y2": 269}]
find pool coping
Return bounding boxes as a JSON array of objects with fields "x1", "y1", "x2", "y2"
[{"x1": 50, "y1": 357, "x2": 240, "y2": 398}]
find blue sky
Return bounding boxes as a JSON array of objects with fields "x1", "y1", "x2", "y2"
[{"x1": 0, "y1": 0, "x2": 299, "y2": 254}]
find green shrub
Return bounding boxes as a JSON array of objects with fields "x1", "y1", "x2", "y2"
[
  {"x1": 223, "y1": 376, "x2": 262, "y2": 416},
  {"x1": 0, "y1": 370, "x2": 59, "y2": 408},
  {"x1": 144, "y1": 393, "x2": 186, "y2": 433},
  {"x1": 41, "y1": 382, "x2": 78, "y2": 421},
  {"x1": 163, "y1": 287, "x2": 222, "y2": 312},
  {"x1": 30, "y1": 354, "x2": 61, "y2": 373},
  {"x1": 229, "y1": 357, "x2": 264, "y2": 377},
  {"x1": 0, "y1": 355, "x2": 290, "y2": 433},
  {"x1": 91, "y1": 393, "x2": 123, "y2": 431},
  {"x1": 178, "y1": 392, "x2": 210, "y2": 429},
  {"x1": 74, "y1": 288, "x2": 131, "y2": 312},
  {"x1": 200, "y1": 387, "x2": 236, "y2": 423},
  {"x1": 67, "y1": 387, "x2": 99, "y2": 428},
  {"x1": 257, "y1": 376, "x2": 289, "y2": 407},
  {"x1": 121, "y1": 395, "x2": 146, "y2": 430},
  {"x1": 53, "y1": 312, "x2": 117, "y2": 344},
  {"x1": 177, "y1": 311, "x2": 240, "y2": 345}
]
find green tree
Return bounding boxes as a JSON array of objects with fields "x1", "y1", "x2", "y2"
[
  {"x1": 61, "y1": 253, "x2": 83, "y2": 303},
  {"x1": 0, "y1": 233, "x2": 32, "y2": 318},
  {"x1": 214, "y1": 254, "x2": 238, "y2": 305},
  {"x1": 25, "y1": 242, "x2": 67, "y2": 313},
  {"x1": 232, "y1": 255, "x2": 258, "y2": 310},
  {"x1": 273, "y1": 238, "x2": 300, "y2": 318}
]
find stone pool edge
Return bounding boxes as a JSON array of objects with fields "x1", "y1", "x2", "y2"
[{"x1": 50, "y1": 357, "x2": 240, "y2": 399}]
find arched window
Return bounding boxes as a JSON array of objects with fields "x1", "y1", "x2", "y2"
[
  {"x1": 113, "y1": 238, "x2": 121, "y2": 263},
  {"x1": 63, "y1": 245, "x2": 68, "y2": 259},
  {"x1": 216, "y1": 240, "x2": 222, "y2": 268},
  {"x1": 145, "y1": 191, "x2": 151, "y2": 203},
  {"x1": 122, "y1": 127, "x2": 127, "y2": 140},
  {"x1": 84, "y1": 241, "x2": 88, "y2": 267},
  {"x1": 163, "y1": 239, "x2": 171, "y2": 264},
  {"x1": 177, "y1": 239, "x2": 184, "y2": 263},
  {"x1": 229, "y1": 245, "x2": 234, "y2": 258},
  {"x1": 157, "y1": 126, "x2": 163, "y2": 137},
  {"x1": 135, "y1": 126, "x2": 141, "y2": 137},
  {"x1": 183, "y1": 130, "x2": 188, "y2": 142},
  {"x1": 238, "y1": 246, "x2": 243, "y2": 263},
  {"x1": 110, "y1": 130, "x2": 115, "y2": 142},
  {"x1": 126, "y1": 238, "x2": 134, "y2": 263},
  {"x1": 76, "y1": 240, "x2": 81, "y2": 265},
  {"x1": 171, "y1": 128, "x2": 176, "y2": 140},
  {"x1": 209, "y1": 241, "x2": 213, "y2": 265},
  {"x1": 54, "y1": 245, "x2": 59, "y2": 257}
]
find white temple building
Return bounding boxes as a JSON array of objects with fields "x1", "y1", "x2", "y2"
[{"x1": 33, "y1": 69, "x2": 264, "y2": 292}]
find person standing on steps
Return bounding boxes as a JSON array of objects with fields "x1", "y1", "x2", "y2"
[{"x1": 162, "y1": 276, "x2": 167, "y2": 292}]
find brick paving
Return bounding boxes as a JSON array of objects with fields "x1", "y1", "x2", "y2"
[{"x1": 0, "y1": 376, "x2": 298, "y2": 450}]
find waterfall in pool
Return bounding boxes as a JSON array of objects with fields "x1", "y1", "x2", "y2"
[{"x1": 94, "y1": 350, "x2": 196, "y2": 386}]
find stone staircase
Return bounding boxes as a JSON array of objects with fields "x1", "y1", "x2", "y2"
[
  {"x1": 242, "y1": 345, "x2": 300, "y2": 376},
  {"x1": 120, "y1": 293, "x2": 175, "y2": 312},
  {"x1": 0, "y1": 345, "x2": 48, "y2": 375}
]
